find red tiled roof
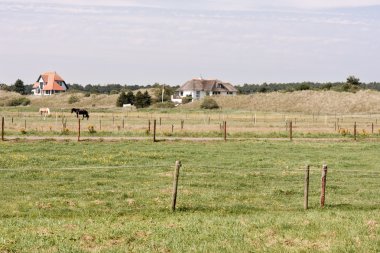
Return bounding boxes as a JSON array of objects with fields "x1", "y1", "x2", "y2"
[
  {"x1": 43, "y1": 81, "x2": 65, "y2": 91},
  {"x1": 34, "y1": 72, "x2": 67, "y2": 91}
]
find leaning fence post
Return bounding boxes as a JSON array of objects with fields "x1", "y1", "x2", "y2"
[
  {"x1": 1, "y1": 117, "x2": 4, "y2": 141},
  {"x1": 304, "y1": 165, "x2": 310, "y2": 210},
  {"x1": 289, "y1": 120, "x2": 293, "y2": 141},
  {"x1": 78, "y1": 118, "x2": 81, "y2": 142},
  {"x1": 153, "y1": 119, "x2": 157, "y2": 142},
  {"x1": 320, "y1": 164, "x2": 328, "y2": 208},
  {"x1": 171, "y1": 160, "x2": 182, "y2": 211}
]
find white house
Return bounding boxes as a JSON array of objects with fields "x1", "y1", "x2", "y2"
[
  {"x1": 172, "y1": 78, "x2": 238, "y2": 102},
  {"x1": 32, "y1": 71, "x2": 69, "y2": 95}
]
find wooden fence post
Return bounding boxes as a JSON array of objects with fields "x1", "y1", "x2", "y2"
[
  {"x1": 172, "y1": 124, "x2": 174, "y2": 133},
  {"x1": 24, "y1": 119, "x2": 26, "y2": 130},
  {"x1": 171, "y1": 160, "x2": 182, "y2": 212},
  {"x1": 224, "y1": 121, "x2": 227, "y2": 141},
  {"x1": 372, "y1": 122, "x2": 374, "y2": 134},
  {"x1": 181, "y1": 120, "x2": 184, "y2": 130},
  {"x1": 320, "y1": 164, "x2": 328, "y2": 208},
  {"x1": 78, "y1": 118, "x2": 81, "y2": 142},
  {"x1": 99, "y1": 119, "x2": 102, "y2": 131},
  {"x1": 1, "y1": 117, "x2": 4, "y2": 141},
  {"x1": 289, "y1": 120, "x2": 293, "y2": 141},
  {"x1": 148, "y1": 120, "x2": 151, "y2": 133},
  {"x1": 153, "y1": 119, "x2": 157, "y2": 142},
  {"x1": 354, "y1": 122, "x2": 357, "y2": 141},
  {"x1": 304, "y1": 165, "x2": 310, "y2": 210},
  {"x1": 122, "y1": 118, "x2": 125, "y2": 129},
  {"x1": 159, "y1": 117, "x2": 162, "y2": 126}
]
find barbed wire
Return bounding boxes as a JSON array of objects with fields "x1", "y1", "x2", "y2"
[{"x1": 0, "y1": 164, "x2": 173, "y2": 172}]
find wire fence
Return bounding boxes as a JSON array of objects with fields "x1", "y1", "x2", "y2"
[
  {"x1": 3, "y1": 111, "x2": 380, "y2": 141},
  {"x1": 0, "y1": 161, "x2": 378, "y2": 212}
]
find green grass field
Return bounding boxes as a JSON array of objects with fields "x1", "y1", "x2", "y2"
[{"x1": 0, "y1": 140, "x2": 379, "y2": 252}]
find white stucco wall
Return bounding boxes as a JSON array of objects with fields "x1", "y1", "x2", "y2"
[{"x1": 179, "y1": 90, "x2": 237, "y2": 101}]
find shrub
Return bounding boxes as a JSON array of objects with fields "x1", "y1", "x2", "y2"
[
  {"x1": 182, "y1": 96, "x2": 192, "y2": 104},
  {"x1": 68, "y1": 95, "x2": 80, "y2": 104},
  {"x1": 88, "y1": 125, "x2": 96, "y2": 134},
  {"x1": 339, "y1": 128, "x2": 350, "y2": 136},
  {"x1": 61, "y1": 128, "x2": 70, "y2": 135},
  {"x1": 200, "y1": 97, "x2": 219, "y2": 110},
  {"x1": 84, "y1": 92, "x2": 91, "y2": 97},
  {"x1": 20, "y1": 128, "x2": 27, "y2": 134},
  {"x1": 296, "y1": 84, "x2": 310, "y2": 91},
  {"x1": 7, "y1": 97, "x2": 31, "y2": 106}
]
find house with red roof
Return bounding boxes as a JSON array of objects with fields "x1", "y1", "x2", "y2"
[{"x1": 32, "y1": 71, "x2": 69, "y2": 95}]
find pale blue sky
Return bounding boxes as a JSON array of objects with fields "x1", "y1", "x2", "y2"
[{"x1": 0, "y1": 0, "x2": 379, "y2": 86}]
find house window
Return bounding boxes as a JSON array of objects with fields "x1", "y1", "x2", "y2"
[
  {"x1": 212, "y1": 91, "x2": 220, "y2": 95},
  {"x1": 180, "y1": 92, "x2": 183, "y2": 96},
  {"x1": 217, "y1": 83, "x2": 223, "y2": 88},
  {"x1": 227, "y1": 92, "x2": 233, "y2": 95},
  {"x1": 196, "y1": 91, "x2": 200, "y2": 98}
]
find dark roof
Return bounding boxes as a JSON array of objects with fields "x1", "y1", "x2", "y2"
[{"x1": 178, "y1": 79, "x2": 238, "y2": 92}]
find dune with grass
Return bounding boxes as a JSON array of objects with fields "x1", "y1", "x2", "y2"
[{"x1": 2, "y1": 89, "x2": 380, "y2": 114}]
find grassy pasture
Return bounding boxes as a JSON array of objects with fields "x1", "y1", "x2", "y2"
[
  {"x1": 1, "y1": 106, "x2": 380, "y2": 139},
  {"x1": 0, "y1": 140, "x2": 378, "y2": 252}
]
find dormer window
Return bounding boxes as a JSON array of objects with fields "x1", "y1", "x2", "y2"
[{"x1": 217, "y1": 83, "x2": 223, "y2": 88}]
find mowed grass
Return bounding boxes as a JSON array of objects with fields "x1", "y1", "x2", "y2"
[{"x1": 0, "y1": 140, "x2": 379, "y2": 252}]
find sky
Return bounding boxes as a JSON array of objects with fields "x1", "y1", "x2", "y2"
[{"x1": 0, "y1": 0, "x2": 380, "y2": 86}]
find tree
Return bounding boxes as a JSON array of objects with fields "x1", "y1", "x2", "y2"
[
  {"x1": 142, "y1": 91, "x2": 151, "y2": 107},
  {"x1": 14, "y1": 79, "x2": 25, "y2": 94},
  {"x1": 134, "y1": 91, "x2": 145, "y2": 108},
  {"x1": 152, "y1": 84, "x2": 174, "y2": 102},
  {"x1": 125, "y1": 91, "x2": 135, "y2": 105},
  {"x1": 135, "y1": 91, "x2": 152, "y2": 108},
  {"x1": 346, "y1": 76, "x2": 360, "y2": 86},
  {"x1": 116, "y1": 91, "x2": 127, "y2": 107},
  {"x1": 0, "y1": 83, "x2": 9, "y2": 91}
]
